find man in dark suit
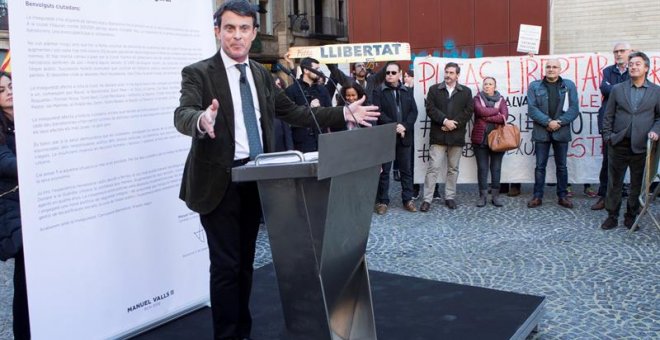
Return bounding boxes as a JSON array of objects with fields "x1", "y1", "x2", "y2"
[
  {"x1": 373, "y1": 61, "x2": 418, "y2": 214},
  {"x1": 173, "y1": 2, "x2": 379, "y2": 339},
  {"x1": 601, "y1": 51, "x2": 660, "y2": 230}
]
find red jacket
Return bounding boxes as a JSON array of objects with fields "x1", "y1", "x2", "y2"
[{"x1": 470, "y1": 95, "x2": 508, "y2": 145}]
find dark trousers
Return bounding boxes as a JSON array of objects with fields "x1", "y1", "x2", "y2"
[
  {"x1": 377, "y1": 144, "x2": 413, "y2": 204},
  {"x1": 605, "y1": 141, "x2": 645, "y2": 218},
  {"x1": 474, "y1": 145, "x2": 505, "y2": 191},
  {"x1": 200, "y1": 181, "x2": 262, "y2": 340},
  {"x1": 533, "y1": 141, "x2": 569, "y2": 199},
  {"x1": 597, "y1": 139, "x2": 609, "y2": 197},
  {"x1": 13, "y1": 250, "x2": 30, "y2": 340}
]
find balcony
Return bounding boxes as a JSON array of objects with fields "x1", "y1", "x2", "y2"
[{"x1": 291, "y1": 15, "x2": 347, "y2": 40}]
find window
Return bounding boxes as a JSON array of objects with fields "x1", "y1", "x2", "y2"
[{"x1": 251, "y1": 0, "x2": 273, "y2": 35}]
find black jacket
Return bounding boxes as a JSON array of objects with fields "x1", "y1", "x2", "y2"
[
  {"x1": 373, "y1": 83, "x2": 418, "y2": 147},
  {"x1": 425, "y1": 82, "x2": 474, "y2": 146},
  {"x1": 174, "y1": 52, "x2": 346, "y2": 214},
  {"x1": 0, "y1": 115, "x2": 20, "y2": 261},
  {"x1": 285, "y1": 79, "x2": 333, "y2": 152}
]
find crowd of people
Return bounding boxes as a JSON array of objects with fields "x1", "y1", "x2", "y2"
[{"x1": 272, "y1": 42, "x2": 660, "y2": 235}]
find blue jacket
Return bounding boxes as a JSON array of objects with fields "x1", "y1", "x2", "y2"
[
  {"x1": 526, "y1": 77, "x2": 579, "y2": 142},
  {"x1": 598, "y1": 64, "x2": 629, "y2": 133}
]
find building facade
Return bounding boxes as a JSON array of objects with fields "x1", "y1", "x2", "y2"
[
  {"x1": 214, "y1": 0, "x2": 348, "y2": 75},
  {"x1": 551, "y1": 0, "x2": 660, "y2": 54}
]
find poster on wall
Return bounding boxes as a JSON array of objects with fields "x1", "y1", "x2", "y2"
[
  {"x1": 8, "y1": 0, "x2": 217, "y2": 338},
  {"x1": 413, "y1": 52, "x2": 660, "y2": 184}
]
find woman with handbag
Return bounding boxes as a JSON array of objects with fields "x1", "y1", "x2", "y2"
[
  {"x1": 471, "y1": 77, "x2": 508, "y2": 207},
  {"x1": 0, "y1": 72, "x2": 30, "y2": 339}
]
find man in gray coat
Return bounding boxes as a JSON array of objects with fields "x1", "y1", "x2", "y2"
[{"x1": 601, "y1": 51, "x2": 660, "y2": 230}]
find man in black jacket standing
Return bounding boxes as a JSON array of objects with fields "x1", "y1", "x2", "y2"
[
  {"x1": 285, "y1": 57, "x2": 333, "y2": 152},
  {"x1": 591, "y1": 42, "x2": 631, "y2": 210},
  {"x1": 373, "y1": 62, "x2": 418, "y2": 214},
  {"x1": 420, "y1": 62, "x2": 474, "y2": 211}
]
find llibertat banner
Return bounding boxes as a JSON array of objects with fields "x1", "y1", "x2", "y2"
[
  {"x1": 8, "y1": 0, "x2": 215, "y2": 338},
  {"x1": 413, "y1": 52, "x2": 660, "y2": 184},
  {"x1": 288, "y1": 42, "x2": 412, "y2": 64}
]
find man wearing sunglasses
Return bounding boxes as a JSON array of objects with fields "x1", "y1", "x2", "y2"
[{"x1": 373, "y1": 62, "x2": 418, "y2": 214}]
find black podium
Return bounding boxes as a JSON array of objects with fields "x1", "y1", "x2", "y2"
[{"x1": 232, "y1": 124, "x2": 396, "y2": 340}]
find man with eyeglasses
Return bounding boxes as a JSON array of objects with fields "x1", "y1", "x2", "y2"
[
  {"x1": 600, "y1": 51, "x2": 660, "y2": 231},
  {"x1": 173, "y1": 1, "x2": 379, "y2": 338},
  {"x1": 526, "y1": 58, "x2": 580, "y2": 209},
  {"x1": 285, "y1": 57, "x2": 333, "y2": 152},
  {"x1": 591, "y1": 42, "x2": 632, "y2": 210}
]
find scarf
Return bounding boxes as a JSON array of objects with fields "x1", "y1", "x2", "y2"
[{"x1": 479, "y1": 91, "x2": 502, "y2": 108}]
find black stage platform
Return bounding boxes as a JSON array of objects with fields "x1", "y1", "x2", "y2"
[{"x1": 135, "y1": 263, "x2": 544, "y2": 340}]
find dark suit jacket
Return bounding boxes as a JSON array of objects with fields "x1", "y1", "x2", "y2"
[
  {"x1": 603, "y1": 79, "x2": 660, "y2": 154},
  {"x1": 372, "y1": 83, "x2": 417, "y2": 147},
  {"x1": 174, "y1": 52, "x2": 346, "y2": 214}
]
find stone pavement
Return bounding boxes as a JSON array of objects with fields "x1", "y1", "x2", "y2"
[{"x1": 1, "y1": 184, "x2": 659, "y2": 339}]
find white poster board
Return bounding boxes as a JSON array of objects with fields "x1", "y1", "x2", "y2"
[
  {"x1": 517, "y1": 24, "x2": 542, "y2": 54},
  {"x1": 413, "y1": 53, "x2": 660, "y2": 184},
  {"x1": 8, "y1": 0, "x2": 217, "y2": 338}
]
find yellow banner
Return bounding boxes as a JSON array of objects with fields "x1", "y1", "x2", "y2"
[{"x1": 288, "y1": 42, "x2": 411, "y2": 64}]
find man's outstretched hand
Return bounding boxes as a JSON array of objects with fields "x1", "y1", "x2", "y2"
[
  {"x1": 344, "y1": 96, "x2": 380, "y2": 127},
  {"x1": 201, "y1": 99, "x2": 219, "y2": 138}
]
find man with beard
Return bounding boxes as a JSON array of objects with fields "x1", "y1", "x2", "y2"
[
  {"x1": 285, "y1": 57, "x2": 333, "y2": 152},
  {"x1": 420, "y1": 62, "x2": 474, "y2": 211}
]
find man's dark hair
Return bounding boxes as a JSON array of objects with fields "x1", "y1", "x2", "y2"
[
  {"x1": 300, "y1": 57, "x2": 319, "y2": 70},
  {"x1": 213, "y1": 0, "x2": 259, "y2": 28},
  {"x1": 629, "y1": 51, "x2": 650, "y2": 75},
  {"x1": 385, "y1": 61, "x2": 401, "y2": 71},
  {"x1": 445, "y1": 62, "x2": 460, "y2": 74},
  {"x1": 405, "y1": 70, "x2": 414, "y2": 77},
  {"x1": 299, "y1": 57, "x2": 319, "y2": 78}
]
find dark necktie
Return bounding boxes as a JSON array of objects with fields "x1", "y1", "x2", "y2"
[
  {"x1": 392, "y1": 89, "x2": 402, "y2": 122},
  {"x1": 236, "y1": 63, "x2": 263, "y2": 159}
]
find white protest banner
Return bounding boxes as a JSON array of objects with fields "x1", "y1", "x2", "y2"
[
  {"x1": 517, "y1": 24, "x2": 542, "y2": 54},
  {"x1": 288, "y1": 42, "x2": 411, "y2": 64},
  {"x1": 8, "y1": 0, "x2": 216, "y2": 338},
  {"x1": 413, "y1": 52, "x2": 660, "y2": 184}
]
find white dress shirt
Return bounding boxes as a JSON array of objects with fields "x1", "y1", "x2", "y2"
[{"x1": 219, "y1": 49, "x2": 263, "y2": 160}]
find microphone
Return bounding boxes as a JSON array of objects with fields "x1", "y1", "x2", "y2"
[
  {"x1": 289, "y1": 72, "x2": 323, "y2": 136},
  {"x1": 302, "y1": 65, "x2": 327, "y2": 79},
  {"x1": 275, "y1": 63, "x2": 295, "y2": 77},
  {"x1": 274, "y1": 62, "x2": 322, "y2": 134}
]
